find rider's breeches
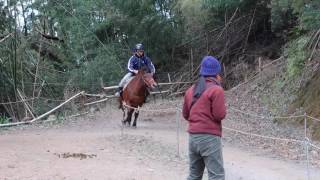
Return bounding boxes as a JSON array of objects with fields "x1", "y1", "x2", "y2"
[{"x1": 119, "y1": 72, "x2": 133, "y2": 87}]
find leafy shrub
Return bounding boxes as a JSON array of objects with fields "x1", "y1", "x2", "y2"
[
  {"x1": 284, "y1": 36, "x2": 310, "y2": 77},
  {"x1": 0, "y1": 115, "x2": 9, "y2": 124},
  {"x1": 300, "y1": 8, "x2": 320, "y2": 30},
  {"x1": 271, "y1": 0, "x2": 320, "y2": 32}
]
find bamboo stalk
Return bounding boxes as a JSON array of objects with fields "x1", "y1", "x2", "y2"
[
  {"x1": 17, "y1": 89, "x2": 35, "y2": 119},
  {"x1": 32, "y1": 36, "x2": 42, "y2": 108},
  {"x1": 0, "y1": 33, "x2": 13, "y2": 43}
]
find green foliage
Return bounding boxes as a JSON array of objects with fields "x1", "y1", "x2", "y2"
[
  {"x1": 69, "y1": 47, "x2": 123, "y2": 92},
  {"x1": 106, "y1": 0, "x2": 182, "y2": 68},
  {"x1": 300, "y1": 8, "x2": 320, "y2": 30},
  {"x1": 273, "y1": 79, "x2": 286, "y2": 90},
  {"x1": 285, "y1": 36, "x2": 310, "y2": 78},
  {"x1": 178, "y1": 0, "x2": 270, "y2": 43},
  {"x1": 270, "y1": 0, "x2": 320, "y2": 32},
  {"x1": 0, "y1": 115, "x2": 10, "y2": 124},
  {"x1": 202, "y1": 0, "x2": 245, "y2": 11}
]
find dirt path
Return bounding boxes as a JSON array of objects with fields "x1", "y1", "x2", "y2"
[{"x1": 1, "y1": 102, "x2": 320, "y2": 180}]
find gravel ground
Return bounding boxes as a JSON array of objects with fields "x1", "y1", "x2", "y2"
[{"x1": 0, "y1": 82, "x2": 320, "y2": 179}]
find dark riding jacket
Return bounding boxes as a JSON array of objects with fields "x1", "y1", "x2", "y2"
[{"x1": 127, "y1": 54, "x2": 155, "y2": 74}]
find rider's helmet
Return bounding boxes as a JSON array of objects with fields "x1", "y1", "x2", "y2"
[{"x1": 135, "y1": 43, "x2": 144, "y2": 51}]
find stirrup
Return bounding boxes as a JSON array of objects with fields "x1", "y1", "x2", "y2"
[{"x1": 115, "y1": 87, "x2": 123, "y2": 97}]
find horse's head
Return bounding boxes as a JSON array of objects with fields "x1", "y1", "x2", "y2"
[{"x1": 137, "y1": 70, "x2": 157, "y2": 89}]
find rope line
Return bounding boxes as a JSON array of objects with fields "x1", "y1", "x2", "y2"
[
  {"x1": 310, "y1": 143, "x2": 320, "y2": 151},
  {"x1": 122, "y1": 103, "x2": 178, "y2": 112},
  {"x1": 223, "y1": 126, "x2": 304, "y2": 144},
  {"x1": 307, "y1": 115, "x2": 320, "y2": 122},
  {"x1": 122, "y1": 102, "x2": 320, "y2": 152},
  {"x1": 0, "y1": 98, "x2": 38, "y2": 105},
  {"x1": 229, "y1": 106, "x2": 307, "y2": 120},
  {"x1": 0, "y1": 97, "x2": 67, "y2": 105}
]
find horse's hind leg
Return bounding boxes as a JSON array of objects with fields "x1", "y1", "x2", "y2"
[{"x1": 132, "y1": 110, "x2": 139, "y2": 127}]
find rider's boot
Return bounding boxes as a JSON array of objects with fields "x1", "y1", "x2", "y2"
[{"x1": 115, "y1": 87, "x2": 123, "y2": 97}]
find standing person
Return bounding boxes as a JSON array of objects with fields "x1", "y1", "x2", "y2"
[
  {"x1": 115, "y1": 43, "x2": 155, "y2": 97},
  {"x1": 182, "y1": 56, "x2": 226, "y2": 180}
]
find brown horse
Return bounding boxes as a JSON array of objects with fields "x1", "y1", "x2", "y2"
[{"x1": 119, "y1": 70, "x2": 157, "y2": 127}]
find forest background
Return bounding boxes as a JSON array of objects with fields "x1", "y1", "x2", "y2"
[{"x1": 0, "y1": 0, "x2": 319, "y2": 137}]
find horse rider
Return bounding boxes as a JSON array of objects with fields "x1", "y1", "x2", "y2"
[{"x1": 115, "y1": 43, "x2": 156, "y2": 97}]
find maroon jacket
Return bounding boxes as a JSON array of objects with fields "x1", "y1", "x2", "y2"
[{"x1": 182, "y1": 78, "x2": 226, "y2": 136}]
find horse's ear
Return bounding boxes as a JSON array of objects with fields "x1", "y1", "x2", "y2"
[{"x1": 141, "y1": 65, "x2": 148, "y2": 72}]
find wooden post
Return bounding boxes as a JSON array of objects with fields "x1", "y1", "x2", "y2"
[
  {"x1": 258, "y1": 57, "x2": 262, "y2": 81},
  {"x1": 258, "y1": 57, "x2": 262, "y2": 72},
  {"x1": 167, "y1": 73, "x2": 171, "y2": 83},
  {"x1": 99, "y1": 77, "x2": 104, "y2": 88},
  {"x1": 206, "y1": 32, "x2": 209, "y2": 54},
  {"x1": 190, "y1": 48, "x2": 194, "y2": 80},
  {"x1": 223, "y1": 63, "x2": 227, "y2": 79}
]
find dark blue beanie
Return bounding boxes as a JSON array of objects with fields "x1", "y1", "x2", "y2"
[{"x1": 200, "y1": 56, "x2": 221, "y2": 76}]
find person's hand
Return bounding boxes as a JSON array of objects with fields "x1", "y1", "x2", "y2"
[{"x1": 133, "y1": 70, "x2": 138, "y2": 74}]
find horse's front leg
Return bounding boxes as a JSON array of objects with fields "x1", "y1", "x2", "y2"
[
  {"x1": 132, "y1": 109, "x2": 139, "y2": 127},
  {"x1": 121, "y1": 107, "x2": 126, "y2": 125},
  {"x1": 124, "y1": 109, "x2": 134, "y2": 126}
]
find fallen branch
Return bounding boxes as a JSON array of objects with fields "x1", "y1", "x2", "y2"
[
  {"x1": 0, "y1": 92, "x2": 84, "y2": 127},
  {"x1": 30, "y1": 92, "x2": 84, "y2": 123},
  {"x1": 17, "y1": 89, "x2": 36, "y2": 119},
  {"x1": 157, "y1": 81, "x2": 194, "y2": 86},
  {"x1": 43, "y1": 111, "x2": 90, "y2": 123},
  {"x1": 103, "y1": 85, "x2": 118, "y2": 90},
  {"x1": 0, "y1": 33, "x2": 12, "y2": 43},
  {"x1": 84, "y1": 95, "x2": 117, "y2": 106},
  {"x1": 169, "y1": 91, "x2": 185, "y2": 96},
  {"x1": 84, "y1": 93, "x2": 105, "y2": 98},
  {"x1": 84, "y1": 98, "x2": 109, "y2": 106},
  {"x1": 36, "y1": 29, "x2": 64, "y2": 42},
  {"x1": 261, "y1": 56, "x2": 284, "y2": 69},
  {"x1": 0, "y1": 121, "x2": 29, "y2": 127},
  {"x1": 69, "y1": 112, "x2": 90, "y2": 118},
  {"x1": 227, "y1": 56, "x2": 284, "y2": 92},
  {"x1": 103, "y1": 82, "x2": 193, "y2": 90},
  {"x1": 150, "y1": 90, "x2": 170, "y2": 95}
]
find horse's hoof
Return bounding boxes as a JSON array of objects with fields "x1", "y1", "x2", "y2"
[{"x1": 132, "y1": 125, "x2": 137, "y2": 128}]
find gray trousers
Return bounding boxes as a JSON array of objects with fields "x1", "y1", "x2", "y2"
[
  {"x1": 187, "y1": 134, "x2": 225, "y2": 180},
  {"x1": 119, "y1": 72, "x2": 133, "y2": 87}
]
